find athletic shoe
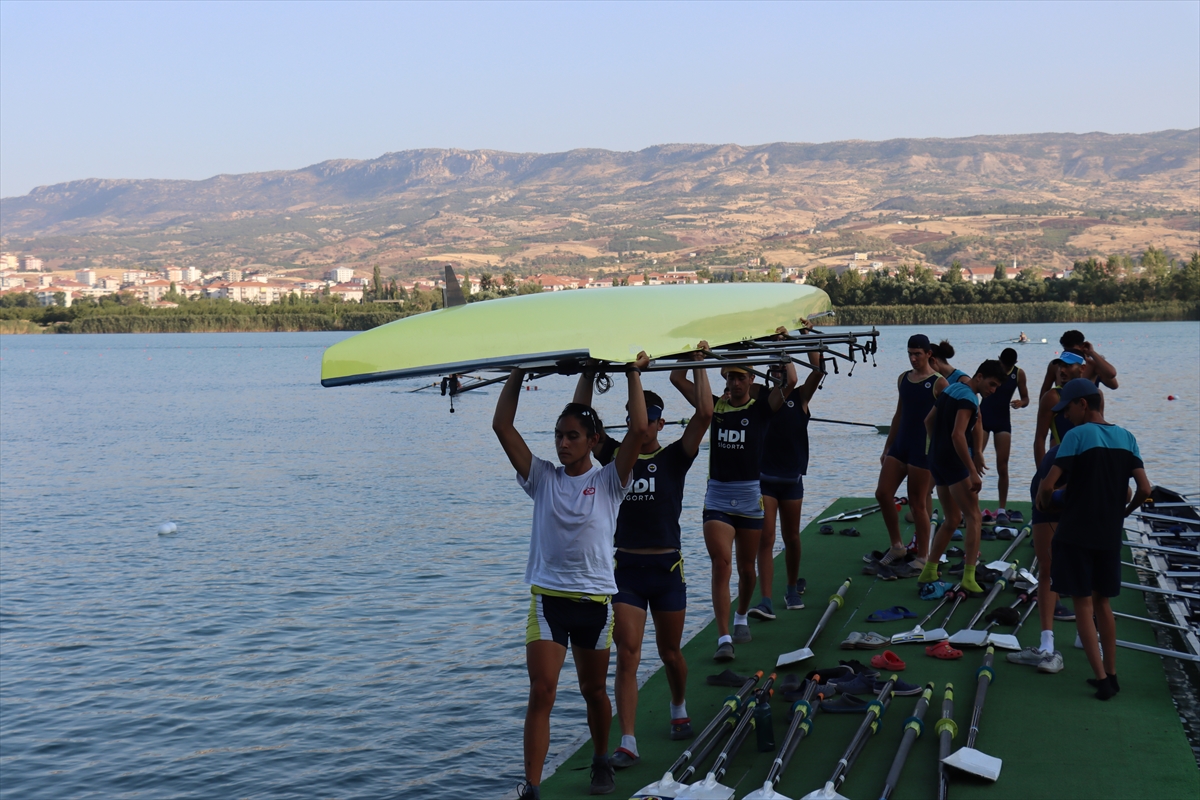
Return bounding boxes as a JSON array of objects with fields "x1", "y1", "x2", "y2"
[
  {"x1": 862, "y1": 559, "x2": 882, "y2": 576},
  {"x1": 951, "y1": 528, "x2": 964, "y2": 541},
  {"x1": 732, "y1": 623, "x2": 752, "y2": 644},
  {"x1": 996, "y1": 511, "x2": 1010, "y2": 525},
  {"x1": 948, "y1": 560, "x2": 965, "y2": 576},
  {"x1": 1007, "y1": 510, "x2": 1025, "y2": 524},
  {"x1": 982, "y1": 510, "x2": 996, "y2": 525},
  {"x1": 1037, "y1": 651, "x2": 1065, "y2": 674},
  {"x1": 795, "y1": 578, "x2": 807, "y2": 594},
  {"x1": 1054, "y1": 601, "x2": 1076, "y2": 622},
  {"x1": 981, "y1": 527, "x2": 997, "y2": 541},
  {"x1": 884, "y1": 559, "x2": 922, "y2": 579},
  {"x1": 748, "y1": 599, "x2": 776, "y2": 621},
  {"x1": 669, "y1": 718, "x2": 694, "y2": 740},
  {"x1": 517, "y1": 780, "x2": 541, "y2": 800},
  {"x1": 862, "y1": 550, "x2": 887, "y2": 565},
  {"x1": 589, "y1": 757, "x2": 615, "y2": 795},
  {"x1": 785, "y1": 586, "x2": 805, "y2": 610},
  {"x1": 1006, "y1": 646, "x2": 1049, "y2": 666},
  {"x1": 609, "y1": 748, "x2": 639, "y2": 769},
  {"x1": 713, "y1": 642, "x2": 735, "y2": 662}
]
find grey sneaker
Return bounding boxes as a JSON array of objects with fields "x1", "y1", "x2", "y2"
[
  {"x1": 733, "y1": 623, "x2": 752, "y2": 644},
  {"x1": 785, "y1": 586, "x2": 805, "y2": 610},
  {"x1": 1037, "y1": 651, "x2": 1065, "y2": 673},
  {"x1": 1006, "y1": 646, "x2": 1049, "y2": 666},
  {"x1": 713, "y1": 641, "x2": 735, "y2": 662},
  {"x1": 589, "y1": 756, "x2": 615, "y2": 795},
  {"x1": 884, "y1": 559, "x2": 922, "y2": 579},
  {"x1": 748, "y1": 598, "x2": 776, "y2": 621}
]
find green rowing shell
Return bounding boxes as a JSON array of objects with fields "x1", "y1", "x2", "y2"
[{"x1": 321, "y1": 283, "x2": 831, "y2": 386}]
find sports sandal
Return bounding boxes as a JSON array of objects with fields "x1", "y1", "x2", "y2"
[
  {"x1": 855, "y1": 632, "x2": 890, "y2": 649},
  {"x1": 838, "y1": 527, "x2": 861, "y2": 537},
  {"x1": 866, "y1": 606, "x2": 917, "y2": 622},
  {"x1": 819, "y1": 524, "x2": 835, "y2": 535},
  {"x1": 926, "y1": 640, "x2": 963, "y2": 660},
  {"x1": 706, "y1": 668, "x2": 749, "y2": 687},
  {"x1": 840, "y1": 631, "x2": 864, "y2": 649},
  {"x1": 669, "y1": 718, "x2": 694, "y2": 740},
  {"x1": 870, "y1": 650, "x2": 906, "y2": 671}
]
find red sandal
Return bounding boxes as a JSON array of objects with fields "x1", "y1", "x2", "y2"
[
  {"x1": 870, "y1": 650, "x2": 907, "y2": 671},
  {"x1": 925, "y1": 640, "x2": 963, "y2": 660}
]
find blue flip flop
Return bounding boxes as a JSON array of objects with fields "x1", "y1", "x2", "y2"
[{"x1": 866, "y1": 606, "x2": 917, "y2": 622}]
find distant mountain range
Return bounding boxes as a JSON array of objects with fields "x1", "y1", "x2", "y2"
[{"x1": 2, "y1": 130, "x2": 1196, "y2": 276}]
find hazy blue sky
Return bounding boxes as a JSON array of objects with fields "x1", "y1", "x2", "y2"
[{"x1": 1, "y1": 0, "x2": 1197, "y2": 198}]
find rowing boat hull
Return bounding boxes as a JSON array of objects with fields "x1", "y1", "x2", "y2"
[{"x1": 321, "y1": 283, "x2": 831, "y2": 386}]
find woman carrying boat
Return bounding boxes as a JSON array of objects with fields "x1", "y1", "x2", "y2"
[
  {"x1": 571, "y1": 346, "x2": 713, "y2": 770},
  {"x1": 871, "y1": 334, "x2": 945, "y2": 578},
  {"x1": 917, "y1": 360, "x2": 1009, "y2": 595},
  {"x1": 978, "y1": 347, "x2": 1030, "y2": 526},
  {"x1": 749, "y1": 333, "x2": 823, "y2": 617},
  {"x1": 672, "y1": 342, "x2": 795, "y2": 662},
  {"x1": 495, "y1": 355, "x2": 650, "y2": 799}
]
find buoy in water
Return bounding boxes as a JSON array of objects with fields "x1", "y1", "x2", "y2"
[
  {"x1": 157, "y1": 522, "x2": 178, "y2": 535},
  {"x1": 1167, "y1": 395, "x2": 1176, "y2": 401}
]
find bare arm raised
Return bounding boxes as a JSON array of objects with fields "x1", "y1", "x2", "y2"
[
  {"x1": 614, "y1": 352, "x2": 652, "y2": 485},
  {"x1": 493, "y1": 369, "x2": 533, "y2": 480},
  {"x1": 679, "y1": 341, "x2": 714, "y2": 458}
]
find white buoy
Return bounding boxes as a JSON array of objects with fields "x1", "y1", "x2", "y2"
[{"x1": 157, "y1": 522, "x2": 178, "y2": 535}]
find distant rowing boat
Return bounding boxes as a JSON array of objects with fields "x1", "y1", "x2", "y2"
[{"x1": 992, "y1": 337, "x2": 1048, "y2": 345}]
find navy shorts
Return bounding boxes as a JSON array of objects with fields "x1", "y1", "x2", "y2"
[
  {"x1": 887, "y1": 436, "x2": 929, "y2": 471},
  {"x1": 930, "y1": 460, "x2": 968, "y2": 488},
  {"x1": 526, "y1": 592, "x2": 613, "y2": 649},
  {"x1": 980, "y1": 407, "x2": 1011, "y2": 434},
  {"x1": 761, "y1": 476, "x2": 804, "y2": 501},
  {"x1": 1029, "y1": 483, "x2": 1060, "y2": 526},
  {"x1": 613, "y1": 551, "x2": 687, "y2": 613},
  {"x1": 1050, "y1": 539, "x2": 1121, "y2": 598},
  {"x1": 703, "y1": 509, "x2": 765, "y2": 530}
]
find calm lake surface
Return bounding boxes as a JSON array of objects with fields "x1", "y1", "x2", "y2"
[{"x1": 2, "y1": 322, "x2": 1197, "y2": 799}]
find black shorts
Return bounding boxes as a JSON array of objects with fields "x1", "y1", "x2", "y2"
[
  {"x1": 613, "y1": 551, "x2": 687, "y2": 613},
  {"x1": 887, "y1": 436, "x2": 929, "y2": 471},
  {"x1": 526, "y1": 592, "x2": 613, "y2": 649},
  {"x1": 930, "y1": 460, "x2": 968, "y2": 488},
  {"x1": 702, "y1": 509, "x2": 765, "y2": 530},
  {"x1": 980, "y1": 407, "x2": 1011, "y2": 434},
  {"x1": 1030, "y1": 482, "x2": 1060, "y2": 526},
  {"x1": 761, "y1": 476, "x2": 804, "y2": 501},
  {"x1": 1050, "y1": 539, "x2": 1121, "y2": 598}
]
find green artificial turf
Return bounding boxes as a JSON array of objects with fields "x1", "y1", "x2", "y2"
[{"x1": 540, "y1": 498, "x2": 1199, "y2": 800}]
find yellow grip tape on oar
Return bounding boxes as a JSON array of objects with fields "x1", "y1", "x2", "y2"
[
  {"x1": 866, "y1": 699, "x2": 885, "y2": 720},
  {"x1": 799, "y1": 718, "x2": 813, "y2": 736},
  {"x1": 828, "y1": 593, "x2": 845, "y2": 608},
  {"x1": 791, "y1": 700, "x2": 813, "y2": 720},
  {"x1": 902, "y1": 716, "x2": 925, "y2": 737},
  {"x1": 935, "y1": 718, "x2": 959, "y2": 739},
  {"x1": 976, "y1": 665, "x2": 996, "y2": 684}
]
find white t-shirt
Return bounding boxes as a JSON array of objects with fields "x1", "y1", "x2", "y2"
[{"x1": 518, "y1": 455, "x2": 630, "y2": 596}]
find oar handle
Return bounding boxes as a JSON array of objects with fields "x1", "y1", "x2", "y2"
[
  {"x1": 936, "y1": 684, "x2": 956, "y2": 800},
  {"x1": 709, "y1": 676, "x2": 774, "y2": 779}
]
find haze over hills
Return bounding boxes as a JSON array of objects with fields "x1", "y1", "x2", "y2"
[{"x1": 2, "y1": 130, "x2": 1197, "y2": 279}]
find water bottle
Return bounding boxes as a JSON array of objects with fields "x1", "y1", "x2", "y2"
[{"x1": 755, "y1": 697, "x2": 775, "y2": 751}]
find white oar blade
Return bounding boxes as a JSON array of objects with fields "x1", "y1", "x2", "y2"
[
  {"x1": 948, "y1": 630, "x2": 989, "y2": 647},
  {"x1": 675, "y1": 774, "x2": 733, "y2": 800},
  {"x1": 985, "y1": 560, "x2": 1012, "y2": 572},
  {"x1": 943, "y1": 746, "x2": 1003, "y2": 781},
  {"x1": 633, "y1": 772, "x2": 688, "y2": 799},
  {"x1": 744, "y1": 781, "x2": 794, "y2": 800},
  {"x1": 922, "y1": 627, "x2": 949, "y2": 642},
  {"x1": 891, "y1": 626, "x2": 924, "y2": 644},
  {"x1": 777, "y1": 647, "x2": 814, "y2": 667},
  {"x1": 987, "y1": 633, "x2": 1022, "y2": 651},
  {"x1": 800, "y1": 781, "x2": 849, "y2": 800},
  {"x1": 1017, "y1": 569, "x2": 1038, "y2": 586}
]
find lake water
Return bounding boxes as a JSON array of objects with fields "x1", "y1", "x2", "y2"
[{"x1": 1, "y1": 322, "x2": 1197, "y2": 799}]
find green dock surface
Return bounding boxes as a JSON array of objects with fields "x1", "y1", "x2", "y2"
[{"x1": 540, "y1": 498, "x2": 1199, "y2": 800}]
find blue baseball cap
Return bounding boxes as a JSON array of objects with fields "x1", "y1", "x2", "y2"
[
  {"x1": 627, "y1": 406, "x2": 664, "y2": 424},
  {"x1": 1052, "y1": 378, "x2": 1100, "y2": 412},
  {"x1": 1058, "y1": 351, "x2": 1085, "y2": 366}
]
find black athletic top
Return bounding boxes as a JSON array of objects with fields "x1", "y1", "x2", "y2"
[
  {"x1": 979, "y1": 365, "x2": 1018, "y2": 425},
  {"x1": 759, "y1": 388, "x2": 810, "y2": 482},
  {"x1": 709, "y1": 393, "x2": 776, "y2": 482},
  {"x1": 929, "y1": 383, "x2": 979, "y2": 471},
  {"x1": 1053, "y1": 423, "x2": 1143, "y2": 550},
  {"x1": 599, "y1": 440, "x2": 696, "y2": 550},
  {"x1": 1048, "y1": 385, "x2": 1075, "y2": 446},
  {"x1": 896, "y1": 371, "x2": 939, "y2": 448}
]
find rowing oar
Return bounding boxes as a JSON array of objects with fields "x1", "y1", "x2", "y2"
[
  {"x1": 777, "y1": 579, "x2": 851, "y2": 666},
  {"x1": 878, "y1": 682, "x2": 935, "y2": 800},
  {"x1": 744, "y1": 679, "x2": 825, "y2": 800},
  {"x1": 942, "y1": 646, "x2": 1002, "y2": 782},
  {"x1": 921, "y1": 586, "x2": 969, "y2": 642},
  {"x1": 935, "y1": 684, "x2": 956, "y2": 800},
  {"x1": 631, "y1": 672, "x2": 762, "y2": 800},
  {"x1": 891, "y1": 584, "x2": 962, "y2": 644},
  {"x1": 981, "y1": 587, "x2": 1035, "y2": 651},
  {"x1": 1073, "y1": 632, "x2": 1200, "y2": 663},
  {"x1": 989, "y1": 596, "x2": 1038, "y2": 651},
  {"x1": 982, "y1": 526, "x2": 1031, "y2": 571},
  {"x1": 949, "y1": 563, "x2": 1019, "y2": 647},
  {"x1": 817, "y1": 500, "x2": 900, "y2": 524},
  {"x1": 800, "y1": 676, "x2": 896, "y2": 800},
  {"x1": 676, "y1": 675, "x2": 776, "y2": 800},
  {"x1": 810, "y1": 417, "x2": 889, "y2": 435}
]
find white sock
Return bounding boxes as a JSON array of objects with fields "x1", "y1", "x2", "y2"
[
  {"x1": 670, "y1": 701, "x2": 688, "y2": 720},
  {"x1": 620, "y1": 735, "x2": 638, "y2": 756},
  {"x1": 996, "y1": 507, "x2": 1006, "y2": 516},
  {"x1": 734, "y1": 613, "x2": 749, "y2": 627},
  {"x1": 1040, "y1": 630, "x2": 1055, "y2": 654},
  {"x1": 718, "y1": 634, "x2": 732, "y2": 646}
]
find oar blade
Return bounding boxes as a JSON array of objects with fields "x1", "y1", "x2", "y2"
[
  {"x1": 744, "y1": 781, "x2": 794, "y2": 800},
  {"x1": 776, "y1": 646, "x2": 814, "y2": 667},
  {"x1": 675, "y1": 774, "x2": 735, "y2": 800},
  {"x1": 942, "y1": 746, "x2": 1003, "y2": 781},
  {"x1": 948, "y1": 630, "x2": 990, "y2": 647},
  {"x1": 799, "y1": 781, "x2": 849, "y2": 800},
  {"x1": 921, "y1": 627, "x2": 949, "y2": 642},
  {"x1": 986, "y1": 633, "x2": 1022, "y2": 651},
  {"x1": 891, "y1": 626, "x2": 925, "y2": 644},
  {"x1": 632, "y1": 772, "x2": 688, "y2": 799}
]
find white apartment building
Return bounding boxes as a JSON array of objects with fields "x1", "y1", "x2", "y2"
[
  {"x1": 21, "y1": 256, "x2": 44, "y2": 272},
  {"x1": 1, "y1": 253, "x2": 19, "y2": 271},
  {"x1": 76, "y1": 269, "x2": 97, "y2": 286},
  {"x1": 325, "y1": 267, "x2": 355, "y2": 283},
  {"x1": 165, "y1": 267, "x2": 184, "y2": 283},
  {"x1": 223, "y1": 269, "x2": 243, "y2": 283},
  {"x1": 182, "y1": 267, "x2": 202, "y2": 283}
]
